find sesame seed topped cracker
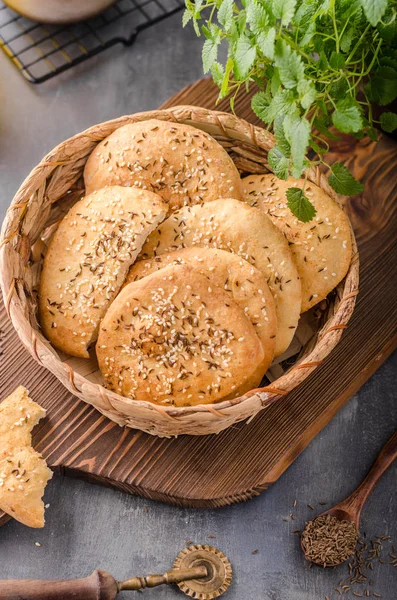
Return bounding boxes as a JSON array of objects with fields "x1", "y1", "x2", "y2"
[
  {"x1": 0, "y1": 387, "x2": 52, "y2": 528},
  {"x1": 125, "y1": 247, "x2": 276, "y2": 392},
  {"x1": 97, "y1": 264, "x2": 265, "y2": 406},
  {"x1": 39, "y1": 186, "x2": 167, "y2": 358},
  {"x1": 139, "y1": 199, "x2": 301, "y2": 357},
  {"x1": 83, "y1": 119, "x2": 243, "y2": 212},
  {"x1": 242, "y1": 175, "x2": 352, "y2": 312}
]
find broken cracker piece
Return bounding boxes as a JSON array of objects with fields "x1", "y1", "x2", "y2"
[
  {"x1": 0, "y1": 386, "x2": 52, "y2": 528},
  {"x1": 0, "y1": 386, "x2": 46, "y2": 447},
  {"x1": 0, "y1": 446, "x2": 52, "y2": 528}
]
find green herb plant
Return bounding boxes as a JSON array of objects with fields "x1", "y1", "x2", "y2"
[{"x1": 183, "y1": 0, "x2": 397, "y2": 221}]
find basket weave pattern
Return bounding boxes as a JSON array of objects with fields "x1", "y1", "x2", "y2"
[{"x1": 0, "y1": 106, "x2": 359, "y2": 436}]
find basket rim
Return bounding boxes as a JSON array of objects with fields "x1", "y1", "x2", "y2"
[{"x1": 0, "y1": 105, "x2": 359, "y2": 426}]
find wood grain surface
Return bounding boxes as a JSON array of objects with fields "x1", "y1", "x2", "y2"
[{"x1": 1, "y1": 78, "x2": 396, "y2": 527}]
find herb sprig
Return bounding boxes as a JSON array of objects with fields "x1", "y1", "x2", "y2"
[{"x1": 183, "y1": 0, "x2": 397, "y2": 221}]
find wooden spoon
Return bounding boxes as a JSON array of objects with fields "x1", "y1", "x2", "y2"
[{"x1": 301, "y1": 429, "x2": 397, "y2": 567}]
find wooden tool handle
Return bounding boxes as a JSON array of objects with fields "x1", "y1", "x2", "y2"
[
  {"x1": 0, "y1": 570, "x2": 118, "y2": 600},
  {"x1": 340, "y1": 429, "x2": 397, "y2": 516}
]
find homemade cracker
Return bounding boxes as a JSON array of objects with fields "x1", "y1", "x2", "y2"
[
  {"x1": 0, "y1": 446, "x2": 52, "y2": 529},
  {"x1": 0, "y1": 386, "x2": 46, "y2": 448},
  {"x1": 97, "y1": 264, "x2": 265, "y2": 406},
  {"x1": 84, "y1": 119, "x2": 243, "y2": 211},
  {"x1": 0, "y1": 387, "x2": 52, "y2": 528},
  {"x1": 140, "y1": 199, "x2": 301, "y2": 356},
  {"x1": 242, "y1": 175, "x2": 352, "y2": 311},
  {"x1": 126, "y1": 247, "x2": 277, "y2": 388},
  {"x1": 39, "y1": 186, "x2": 167, "y2": 358}
]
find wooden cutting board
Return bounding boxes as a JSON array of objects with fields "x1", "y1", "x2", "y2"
[{"x1": 1, "y1": 79, "x2": 396, "y2": 526}]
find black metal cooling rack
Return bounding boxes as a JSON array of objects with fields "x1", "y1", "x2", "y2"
[{"x1": 0, "y1": 0, "x2": 184, "y2": 83}]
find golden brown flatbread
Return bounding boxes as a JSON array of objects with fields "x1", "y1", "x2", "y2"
[
  {"x1": 242, "y1": 175, "x2": 352, "y2": 311},
  {"x1": 97, "y1": 264, "x2": 265, "y2": 406},
  {"x1": 126, "y1": 247, "x2": 277, "y2": 388},
  {"x1": 0, "y1": 387, "x2": 52, "y2": 528},
  {"x1": 0, "y1": 446, "x2": 52, "y2": 528},
  {"x1": 83, "y1": 119, "x2": 243, "y2": 211},
  {"x1": 39, "y1": 186, "x2": 167, "y2": 358},
  {"x1": 0, "y1": 386, "x2": 46, "y2": 448},
  {"x1": 140, "y1": 199, "x2": 301, "y2": 356}
]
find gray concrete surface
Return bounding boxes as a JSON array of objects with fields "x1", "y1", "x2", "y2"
[{"x1": 0, "y1": 10, "x2": 396, "y2": 599}]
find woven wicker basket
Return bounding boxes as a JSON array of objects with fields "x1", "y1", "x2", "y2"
[{"x1": 0, "y1": 105, "x2": 359, "y2": 437}]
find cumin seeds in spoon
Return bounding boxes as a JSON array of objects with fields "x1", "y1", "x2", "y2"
[{"x1": 301, "y1": 515, "x2": 359, "y2": 567}]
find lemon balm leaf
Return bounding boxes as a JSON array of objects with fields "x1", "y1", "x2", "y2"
[
  {"x1": 329, "y1": 163, "x2": 364, "y2": 195},
  {"x1": 286, "y1": 187, "x2": 316, "y2": 222}
]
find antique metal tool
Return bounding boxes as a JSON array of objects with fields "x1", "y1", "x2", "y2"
[{"x1": 0, "y1": 544, "x2": 232, "y2": 599}]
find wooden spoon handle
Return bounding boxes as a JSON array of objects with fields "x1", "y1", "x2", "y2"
[
  {"x1": 0, "y1": 570, "x2": 118, "y2": 600},
  {"x1": 340, "y1": 429, "x2": 397, "y2": 517}
]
